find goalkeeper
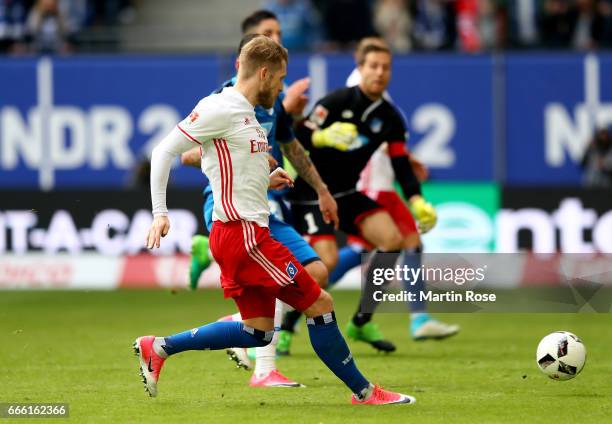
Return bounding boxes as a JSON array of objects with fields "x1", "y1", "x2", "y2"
[
  {"x1": 278, "y1": 38, "x2": 459, "y2": 355},
  {"x1": 286, "y1": 41, "x2": 439, "y2": 352}
]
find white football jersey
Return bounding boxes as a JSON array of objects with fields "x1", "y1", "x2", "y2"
[
  {"x1": 346, "y1": 69, "x2": 395, "y2": 193},
  {"x1": 178, "y1": 87, "x2": 271, "y2": 227}
]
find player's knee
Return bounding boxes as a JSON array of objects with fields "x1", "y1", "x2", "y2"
[
  {"x1": 304, "y1": 290, "x2": 334, "y2": 317},
  {"x1": 305, "y1": 260, "x2": 329, "y2": 288},
  {"x1": 402, "y1": 233, "x2": 421, "y2": 249},
  {"x1": 379, "y1": 232, "x2": 403, "y2": 251}
]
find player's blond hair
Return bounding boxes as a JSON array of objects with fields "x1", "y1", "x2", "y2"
[
  {"x1": 238, "y1": 36, "x2": 288, "y2": 78},
  {"x1": 355, "y1": 37, "x2": 391, "y2": 65}
]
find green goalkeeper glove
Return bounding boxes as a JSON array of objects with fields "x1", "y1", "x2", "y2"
[
  {"x1": 312, "y1": 122, "x2": 358, "y2": 151},
  {"x1": 409, "y1": 195, "x2": 437, "y2": 234}
]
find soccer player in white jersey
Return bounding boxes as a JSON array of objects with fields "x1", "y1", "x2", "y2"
[
  {"x1": 134, "y1": 35, "x2": 415, "y2": 405},
  {"x1": 182, "y1": 11, "x2": 344, "y2": 388}
]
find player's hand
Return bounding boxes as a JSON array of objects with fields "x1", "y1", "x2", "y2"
[
  {"x1": 269, "y1": 168, "x2": 294, "y2": 190},
  {"x1": 146, "y1": 215, "x2": 170, "y2": 249},
  {"x1": 409, "y1": 155, "x2": 429, "y2": 182},
  {"x1": 409, "y1": 195, "x2": 437, "y2": 234},
  {"x1": 312, "y1": 122, "x2": 358, "y2": 151},
  {"x1": 283, "y1": 77, "x2": 310, "y2": 116},
  {"x1": 318, "y1": 189, "x2": 339, "y2": 230}
]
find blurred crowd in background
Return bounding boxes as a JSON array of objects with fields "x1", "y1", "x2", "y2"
[
  {"x1": 1, "y1": 0, "x2": 612, "y2": 54},
  {"x1": 0, "y1": 0, "x2": 135, "y2": 53}
]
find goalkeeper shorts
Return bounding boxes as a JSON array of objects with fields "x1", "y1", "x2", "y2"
[{"x1": 289, "y1": 191, "x2": 385, "y2": 240}]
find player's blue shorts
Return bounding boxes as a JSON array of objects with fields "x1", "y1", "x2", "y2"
[{"x1": 203, "y1": 187, "x2": 319, "y2": 266}]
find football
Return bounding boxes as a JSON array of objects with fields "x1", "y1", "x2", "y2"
[{"x1": 536, "y1": 331, "x2": 586, "y2": 380}]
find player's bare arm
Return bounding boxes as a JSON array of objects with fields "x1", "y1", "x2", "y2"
[
  {"x1": 280, "y1": 139, "x2": 339, "y2": 228},
  {"x1": 279, "y1": 139, "x2": 325, "y2": 193}
]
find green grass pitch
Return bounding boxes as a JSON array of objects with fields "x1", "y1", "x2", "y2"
[{"x1": 1, "y1": 290, "x2": 610, "y2": 423}]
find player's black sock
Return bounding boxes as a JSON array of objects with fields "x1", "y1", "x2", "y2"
[
  {"x1": 352, "y1": 249, "x2": 402, "y2": 327},
  {"x1": 352, "y1": 312, "x2": 373, "y2": 327},
  {"x1": 281, "y1": 309, "x2": 303, "y2": 332}
]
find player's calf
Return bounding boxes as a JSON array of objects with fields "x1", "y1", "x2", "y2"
[
  {"x1": 283, "y1": 271, "x2": 413, "y2": 404},
  {"x1": 303, "y1": 305, "x2": 411, "y2": 404}
]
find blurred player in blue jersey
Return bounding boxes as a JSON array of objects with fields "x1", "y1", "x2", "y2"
[
  {"x1": 181, "y1": 11, "x2": 344, "y2": 388},
  {"x1": 277, "y1": 38, "x2": 459, "y2": 355}
]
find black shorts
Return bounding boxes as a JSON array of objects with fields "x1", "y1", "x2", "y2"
[{"x1": 289, "y1": 191, "x2": 385, "y2": 237}]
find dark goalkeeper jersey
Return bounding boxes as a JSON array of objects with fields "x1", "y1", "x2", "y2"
[{"x1": 290, "y1": 85, "x2": 408, "y2": 202}]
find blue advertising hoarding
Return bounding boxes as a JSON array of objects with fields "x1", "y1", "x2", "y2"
[
  {"x1": 0, "y1": 58, "x2": 39, "y2": 188},
  {"x1": 504, "y1": 53, "x2": 612, "y2": 184},
  {"x1": 0, "y1": 55, "x2": 222, "y2": 189},
  {"x1": 1, "y1": 53, "x2": 611, "y2": 188}
]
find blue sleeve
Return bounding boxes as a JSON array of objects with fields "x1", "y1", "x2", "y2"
[{"x1": 210, "y1": 77, "x2": 235, "y2": 95}]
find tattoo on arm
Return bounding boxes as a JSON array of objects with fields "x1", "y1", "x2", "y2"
[{"x1": 280, "y1": 140, "x2": 327, "y2": 193}]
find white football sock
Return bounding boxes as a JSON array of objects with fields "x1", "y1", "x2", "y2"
[
  {"x1": 254, "y1": 338, "x2": 276, "y2": 377},
  {"x1": 273, "y1": 299, "x2": 287, "y2": 330},
  {"x1": 254, "y1": 300, "x2": 287, "y2": 377}
]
